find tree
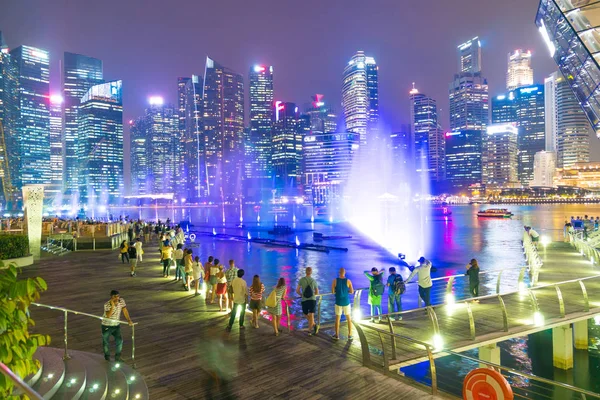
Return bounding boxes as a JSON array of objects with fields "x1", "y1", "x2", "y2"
[{"x1": 0, "y1": 263, "x2": 50, "y2": 399}]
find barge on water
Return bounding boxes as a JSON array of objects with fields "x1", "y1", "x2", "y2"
[{"x1": 477, "y1": 208, "x2": 513, "y2": 218}]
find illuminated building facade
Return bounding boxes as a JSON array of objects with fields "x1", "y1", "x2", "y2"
[
  {"x1": 49, "y1": 95, "x2": 64, "y2": 197},
  {"x1": 77, "y1": 80, "x2": 123, "y2": 203},
  {"x1": 515, "y1": 85, "x2": 545, "y2": 185},
  {"x1": 202, "y1": 57, "x2": 244, "y2": 200},
  {"x1": 130, "y1": 117, "x2": 150, "y2": 195},
  {"x1": 181, "y1": 76, "x2": 203, "y2": 199},
  {"x1": 304, "y1": 94, "x2": 337, "y2": 134},
  {"x1": 272, "y1": 102, "x2": 303, "y2": 192},
  {"x1": 532, "y1": 151, "x2": 556, "y2": 187},
  {"x1": 445, "y1": 130, "x2": 482, "y2": 189},
  {"x1": 0, "y1": 33, "x2": 18, "y2": 205},
  {"x1": 484, "y1": 123, "x2": 518, "y2": 185},
  {"x1": 536, "y1": 0, "x2": 600, "y2": 137},
  {"x1": 342, "y1": 51, "x2": 379, "y2": 145},
  {"x1": 247, "y1": 64, "x2": 274, "y2": 199},
  {"x1": 545, "y1": 71, "x2": 590, "y2": 169},
  {"x1": 506, "y1": 50, "x2": 533, "y2": 90},
  {"x1": 449, "y1": 73, "x2": 489, "y2": 132},
  {"x1": 491, "y1": 93, "x2": 517, "y2": 124},
  {"x1": 63, "y1": 52, "x2": 103, "y2": 195},
  {"x1": 389, "y1": 125, "x2": 413, "y2": 171},
  {"x1": 554, "y1": 162, "x2": 600, "y2": 190},
  {"x1": 410, "y1": 85, "x2": 445, "y2": 181},
  {"x1": 147, "y1": 98, "x2": 179, "y2": 194},
  {"x1": 10, "y1": 45, "x2": 51, "y2": 191},
  {"x1": 302, "y1": 132, "x2": 359, "y2": 205},
  {"x1": 458, "y1": 37, "x2": 481, "y2": 73}
]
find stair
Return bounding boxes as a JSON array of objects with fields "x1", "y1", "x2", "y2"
[{"x1": 20, "y1": 347, "x2": 149, "y2": 400}]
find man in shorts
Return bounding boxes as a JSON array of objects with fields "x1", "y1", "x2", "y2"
[
  {"x1": 331, "y1": 268, "x2": 354, "y2": 341},
  {"x1": 297, "y1": 267, "x2": 319, "y2": 335}
]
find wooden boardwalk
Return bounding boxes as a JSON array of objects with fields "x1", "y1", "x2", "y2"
[{"x1": 20, "y1": 245, "x2": 438, "y2": 400}]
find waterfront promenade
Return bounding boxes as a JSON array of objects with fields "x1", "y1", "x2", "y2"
[{"x1": 18, "y1": 236, "x2": 600, "y2": 399}]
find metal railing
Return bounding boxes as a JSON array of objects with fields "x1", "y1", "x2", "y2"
[
  {"x1": 570, "y1": 231, "x2": 600, "y2": 266},
  {"x1": 523, "y1": 230, "x2": 543, "y2": 286},
  {"x1": 42, "y1": 234, "x2": 75, "y2": 255},
  {"x1": 353, "y1": 322, "x2": 600, "y2": 399},
  {"x1": 0, "y1": 362, "x2": 43, "y2": 400},
  {"x1": 30, "y1": 303, "x2": 138, "y2": 368}
]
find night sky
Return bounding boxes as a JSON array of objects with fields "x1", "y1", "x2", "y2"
[{"x1": 2, "y1": 0, "x2": 598, "y2": 167}]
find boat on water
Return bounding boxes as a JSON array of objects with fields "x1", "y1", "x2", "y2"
[
  {"x1": 432, "y1": 207, "x2": 452, "y2": 217},
  {"x1": 477, "y1": 208, "x2": 513, "y2": 218}
]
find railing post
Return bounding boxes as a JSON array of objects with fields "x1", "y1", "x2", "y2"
[
  {"x1": 426, "y1": 345, "x2": 438, "y2": 395},
  {"x1": 377, "y1": 331, "x2": 388, "y2": 369},
  {"x1": 353, "y1": 323, "x2": 371, "y2": 367},
  {"x1": 465, "y1": 301, "x2": 476, "y2": 340},
  {"x1": 497, "y1": 295, "x2": 509, "y2": 332},
  {"x1": 578, "y1": 280, "x2": 590, "y2": 312},
  {"x1": 496, "y1": 270, "x2": 503, "y2": 294},
  {"x1": 445, "y1": 276, "x2": 455, "y2": 297},
  {"x1": 555, "y1": 286, "x2": 565, "y2": 318},
  {"x1": 386, "y1": 317, "x2": 397, "y2": 361},
  {"x1": 316, "y1": 295, "x2": 323, "y2": 331},
  {"x1": 131, "y1": 324, "x2": 136, "y2": 368},
  {"x1": 63, "y1": 310, "x2": 70, "y2": 360}
]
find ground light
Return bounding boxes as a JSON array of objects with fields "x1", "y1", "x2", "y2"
[
  {"x1": 70, "y1": 378, "x2": 76, "y2": 384},
  {"x1": 92, "y1": 383, "x2": 99, "y2": 390},
  {"x1": 115, "y1": 363, "x2": 120, "y2": 368},
  {"x1": 135, "y1": 394, "x2": 141, "y2": 399},
  {"x1": 130, "y1": 376, "x2": 136, "y2": 382},
  {"x1": 541, "y1": 235, "x2": 551, "y2": 247},
  {"x1": 353, "y1": 309, "x2": 362, "y2": 320},
  {"x1": 533, "y1": 311, "x2": 545, "y2": 327},
  {"x1": 114, "y1": 389, "x2": 121, "y2": 394},
  {"x1": 432, "y1": 334, "x2": 444, "y2": 351},
  {"x1": 445, "y1": 293, "x2": 455, "y2": 306}
]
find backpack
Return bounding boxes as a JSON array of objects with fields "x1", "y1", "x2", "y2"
[
  {"x1": 302, "y1": 278, "x2": 314, "y2": 298},
  {"x1": 265, "y1": 289, "x2": 278, "y2": 308},
  {"x1": 371, "y1": 275, "x2": 384, "y2": 297},
  {"x1": 392, "y1": 275, "x2": 406, "y2": 295}
]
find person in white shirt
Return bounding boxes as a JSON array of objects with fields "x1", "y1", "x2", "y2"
[
  {"x1": 192, "y1": 256, "x2": 205, "y2": 296},
  {"x1": 406, "y1": 257, "x2": 433, "y2": 306},
  {"x1": 132, "y1": 238, "x2": 143, "y2": 277},
  {"x1": 226, "y1": 269, "x2": 247, "y2": 331}
]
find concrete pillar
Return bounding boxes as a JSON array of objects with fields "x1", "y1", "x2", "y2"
[
  {"x1": 478, "y1": 343, "x2": 500, "y2": 368},
  {"x1": 573, "y1": 320, "x2": 589, "y2": 350},
  {"x1": 552, "y1": 325, "x2": 573, "y2": 370}
]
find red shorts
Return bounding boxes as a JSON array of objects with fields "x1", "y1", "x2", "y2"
[{"x1": 216, "y1": 283, "x2": 227, "y2": 295}]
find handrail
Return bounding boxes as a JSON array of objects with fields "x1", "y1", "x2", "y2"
[
  {"x1": 0, "y1": 362, "x2": 44, "y2": 400},
  {"x1": 31, "y1": 302, "x2": 138, "y2": 368}
]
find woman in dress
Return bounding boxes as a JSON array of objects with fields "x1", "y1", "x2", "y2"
[
  {"x1": 215, "y1": 265, "x2": 228, "y2": 311},
  {"x1": 248, "y1": 275, "x2": 265, "y2": 328},
  {"x1": 210, "y1": 259, "x2": 221, "y2": 304},
  {"x1": 183, "y1": 249, "x2": 194, "y2": 291},
  {"x1": 192, "y1": 256, "x2": 204, "y2": 296},
  {"x1": 267, "y1": 277, "x2": 287, "y2": 336}
]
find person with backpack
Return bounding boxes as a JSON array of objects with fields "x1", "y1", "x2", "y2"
[
  {"x1": 364, "y1": 267, "x2": 385, "y2": 323},
  {"x1": 266, "y1": 277, "x2": 287, "y2": 336},
  {"x1": 331, "y1": 268, "x2": 354, "y2": 341},
  {"x1": 387, "y1": 267, "x2": 405, "y2": 320},
  {"x1": 296, "y1": 267, "x2": 319, "y2": 335},
  {"x1": 465, "y1": 259, "x2": 480, "y2": 301},
  {"x1": 127, "y1": 242, "x2": 137, "y2": 276},
  {"x1": 407, "y1": 256, "x2": 433, "y2": 307}
]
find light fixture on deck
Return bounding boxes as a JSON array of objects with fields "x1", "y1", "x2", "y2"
[
  {"x1": 432, "y1": 333, "x2": 444, "y2": 351},
  {"x1": 533, "y1": 311, "x2": 544, "y2": 327},
  {"x1": 353, "y1": 309, "x2": 362, "y2": 320}
]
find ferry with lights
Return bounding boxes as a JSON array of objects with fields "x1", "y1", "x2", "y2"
[{"x1": 477, "y1": 208, "x2": 513, "y2": 218}]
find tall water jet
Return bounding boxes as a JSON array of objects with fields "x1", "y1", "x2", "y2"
[{"x1": 342, "y1": 134, "x2": 430, "y2": 261}]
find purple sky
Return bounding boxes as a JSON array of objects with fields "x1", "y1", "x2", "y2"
[{"x1": 2, "y1": 0, "x2": 599, "y2": 162}]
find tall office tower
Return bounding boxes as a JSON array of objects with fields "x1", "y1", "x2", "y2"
[
  {"x1": 182, "y1": 75, "x2": 203, "y2": 199},
  {"x1": 409, "y1": 85, "x2": 445, "y2": 181},
  {"x1": 63, "y1": 52, "x2": 103, "y2": 195},
  {"x1": 506, "y1": 50, "x2": 533, "y2": 91},
  {"x1": 303, "y1": 132, "x2": 359, "y2": 204},
  {"x1": 10, "y1": 46, "x2": 51, "y2": 192},
  {"x1": 515, "y1": 85, "x2": 545, "y2": 185},
  {"x1": 247, "y1": 64, "x2": 274, "y2": 199},
  {"x1": 130, "y1": 117, "x2": 151, "y2": 195},
  {"x1": 544, "y1": 71, "x2": 590, "y2": 168},
  {"x1": 484, "y1": 123, "x2": 518, "y2": 185},
  {"x1": 389, "y1": 125, "x2": 413, "y2": 170},
  {"x1": 304, "y1": 94, "x2": 337, "y2": 134},
  {"x1": 0, "y1": 35, "x2": 17, "y2": 205},
  {"x1": 272, "y1": 101, "x2": 303, "y2": 192},
  {"x1": 445, "y1": 130, "x2": 483, "y2": 189},
  {"x1": 491, "y1": 93, "x2": 517, "y2": 124},
  {"x1": 449, "y1": 73, "x2": 489, "y2": 131},
  {"x1": 177, "y1": 77, "x2": 191, "y2": 194},
  {"x1": 342, "y1": 51, "x2": 379, "y2": 145},
  {"x1": 536, "y1": 1, "x2": 600, "y2": 137},
  {"x1": 145, "y1": 97, "x2": 179, "y2": 194},
  {"x1": 458, "y1": 37, "x2": 482, "y2": 74},
  {"x1": 77, "y1": 80, "x2": 123, "y2": 203},
  {"x1": 202, "y1": 57, "x2": 244, "y2": 201},
  {"x1": 48, "y1": 95, "x2": 64, "y2": 197},
  {"x1": 532, "y1": 151, "x2": 556, "y2": 187}
]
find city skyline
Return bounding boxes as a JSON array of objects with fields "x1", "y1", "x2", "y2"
[{"x1": 7, "y1": 0, "x2": 598, "y2": 167}]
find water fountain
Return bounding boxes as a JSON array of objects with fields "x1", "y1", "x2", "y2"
[{"x1": 342, "y1": 135, "x2": 430, "y2": 262}]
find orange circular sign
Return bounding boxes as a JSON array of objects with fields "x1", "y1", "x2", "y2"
[{"x1": 463, "y1": 368, "x2": 513, "y2": 400}]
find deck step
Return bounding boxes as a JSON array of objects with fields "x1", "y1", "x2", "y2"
[
  {"x1": 73, "y1": 350, "x2": 108, "y2": 400},
  {"x1": 31, "y1": 347, "x2": 66, "y2": 399},
  {"x1": 51, "y1": 349, "x2": 87, "y2": 400}
]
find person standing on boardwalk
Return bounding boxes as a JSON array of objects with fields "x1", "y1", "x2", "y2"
[
  {"x1": 227, "y1": 269, "x2": 247, "y2": 332},
  {"x1": 297, "y1": 267, "x2": 319, "y2": 335},
  {"x1": 102, "y1": 290, "x2": 133, "y2": 362},
  {"x1": 215, "y1": 265, "x2": 228, "y2": 311},
  {"x1": 119, "y1": 240, "x2": 129, "y2": 264},
  {"x1": 465, "y1": 259, "x2": 480, "y2": 301},
  {"x1": 127, "y1": 242, "x2": 137, "y2": 276},
  {"x1": 267, "y1": 277, "x2": 287, "y2": 336},
  {"x1": 364, "y1": 267, "x2": 385, "y2": 323},
  {"x1": 204, "y1": 256, "x2": 214, "y2": 298},
  {"x1": 386, "y1": 267, "x2": 405, "y2": 320},
  {"x1": 184, "y1": 249, "x2": 193, "y2": 291},
  {"x1": 131, "y1": 238, "x2": 143, "y2": 277},
  {"x1": 192, "y1": 256, "x2": 205, "y2": 296},
  {"x1": 174, "y1": 243, "x2": 185, "y2": 282},
  {"x1": 210, "y1": 259, "x2": 221, "y2": 304},
  {"x1": 161, "y1": 242, "x2": 173, "y2": 277},
  {"x1": 225, "y1": 259, "x2": 239, "y2": 311},
  {"x1": 331, "y1": 268, "x2": 354, "y2": 341},
  {"x1": 248, "y1": 275, "x2": 265, "y2": 328},
  {"x1": 407, "y1": 257, "x2": 433, "y2": 307}
]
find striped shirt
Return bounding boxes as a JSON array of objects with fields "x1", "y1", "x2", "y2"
[
  {"x1": 249, "y1": 283, "x2": 265, "y2": 301},
  {"x1": 102, "y1": 298, "x2": 126, "y2": 327}
]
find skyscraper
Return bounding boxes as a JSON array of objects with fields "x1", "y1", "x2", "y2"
[
  {"x1": 409, "y1": 85, "x2": 445, "y2": 181},
  {"x1": 491, "y1": 93, "x2": 517, "y2": 124},
  {"x1": 181, "y1": 75, "x2": 203, "y2": 199},
  {"x1": 130, "y1": 117, "x2": 150, "y2": 195},
  {"x1": 532, "y1": 151, "x2": 556, "y2": 187},
  {"x1": 63, "y1": 52, "x2": 103, "y2": 195},
  {"x1": 147, "y1": 97, "x2": 179, "y2": 194},
  {"x1": 545, "y1": 71, "x2": 590, "y2": 168},
  {"x1": 10, "y1": 45, "x2": 51, "y2": 191},
  {"x1": 536, "y1": 0, "x2": 600, "y2": 137},
  {"x1": 449, "y1": 73, "x2": 489, "y2": 131},
  {"x1": 458, "y1": 37, "x2": 482, "y2": 74},
  {"x1": 445, "y1": 130, "x2": 483, "y2": 189},
  {"x1": 506, "y1": 50, "x2": 533, "y2": 91},
  {"x1": 304, "y1": 94, "x2": 337, "y2": 134},
  {"x1": 48, "y1": 95, "x2": 64, "y2": 198},
  {"x1": 0, "y1": 34, "x2": 17, "y2": 205},
  {"x1": 515, "y1": 85, "x2": 545, "y2": 185},
  {"x1": 484, "y1": 123, "x2": 518, "y2": 185},
  {"x1": 389, "y1": 125, "x2": 413, "y2": 171},
  {"x1": 247, "y1": 64, "x2": 274, "y2": 199},
  {"x1": 202, "y1": 57, "x2": 244, "y2": 200},
  {"x1": 77, "y1": 80, "x2": 123, "y2": 203},
  {"x1": 272, "y1": 101, "x2": 303, "y2": 192},
  {"x1": 342, "y1": 51, "x2": 379, "y2": 145}
]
